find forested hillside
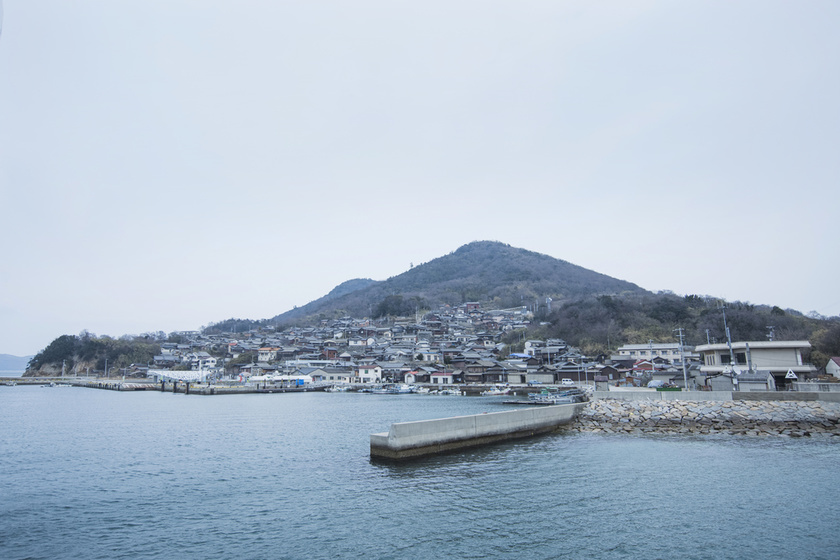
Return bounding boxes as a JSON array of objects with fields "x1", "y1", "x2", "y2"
[
  {"x1": 25, "y1": 332, "x2": 161, "y2": 376},
  {"x1": 271, "y1": 241, "x2": 645, "y2": 324}
]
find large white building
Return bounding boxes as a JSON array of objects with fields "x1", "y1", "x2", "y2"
[
  {"x1": 694, "y1": 340, "x2": 817, "y2": 388},
  {"x1": 614, "y1": 343, "x2": 698, "y2": 364}
]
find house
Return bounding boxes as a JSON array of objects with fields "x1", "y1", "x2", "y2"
[
  {"x1": 414, "y1": 349, "x2": 441, "y2": 363},
  {"x1": 591, "y1": 364, "x2": 620, "y2": 381},
  {"x1": 695, "y1": 340, "x2": 818, "y2": 389},
  {"x1": 462, "y1": 360, "x2": 496, "y2": 383},
  {"x1": 404, "y1": 369, "x2": 433, "y2": 384},
  {"x1": 355, "y1": 365, "x2": 382, "y2": 384},
  {"x1": 153, "y1": 354, "x2": 179, "y2": 368},
  {"x1": 258, "y1": 347, "x2": 280, "y2": 362},
  {"x1": 525, "y1": 366, "x2": 556, "y2": 385},
  {"x1": 827, "y1": 357, "x2": 840, "y2": 379},
  {"x1": 430, "y1": 371, "x2": 454, "y2": 385},
  {"x1": 321, "y1": 367, "x2": 353, "y2": 384},
  {"x1": 554, "y1": 361, "x2": 595, "y2": 383},
  {"x1": 187, "y1": 352, "x2": 217, "y2": 371},
  {"x1": 736, "y1": 371, "x2": 777, "y2": 392}
]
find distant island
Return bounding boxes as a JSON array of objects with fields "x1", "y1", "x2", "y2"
[{"x1": 0, "y1": 354, "x2": 34, "y2": 375}]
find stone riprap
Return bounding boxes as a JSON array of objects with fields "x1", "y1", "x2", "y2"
[{"x1": 574, "y1": 399, "x2": 840, "y2": 437}]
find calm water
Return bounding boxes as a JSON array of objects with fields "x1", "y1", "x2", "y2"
[{"x1": 1, "y1": 386, "x2": 839, "y2": 560}]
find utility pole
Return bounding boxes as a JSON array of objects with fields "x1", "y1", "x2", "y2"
[
  {"x1": 767, "y1": 326, "x2": 775, "y2": 341},
  {"x1": 675, "y1": 328, "x2": 689, "y2": 390},
  {"x1": 648, "y1": 339, "x2": 654, "y2": 379},
  {"x1": 721, "y1": 304, "x2": 735, "y2": 366}
]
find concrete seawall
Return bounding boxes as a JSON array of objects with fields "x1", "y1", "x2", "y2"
[{"x1": 370, "y1": 402, "x2": 585, "y2": 460}]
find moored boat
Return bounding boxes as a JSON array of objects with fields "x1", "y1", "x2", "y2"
[
  {"x1": 528, "y1": 388, "x2": 586, "y2": 404},
  {"x1": 481, "y1": 384, "x2": 511, "y2": 396}
]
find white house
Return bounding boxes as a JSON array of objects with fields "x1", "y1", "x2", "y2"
[
  {"x1": 826, "y1": 357, "x2": 840, "y2": 379},
  {"x1": 187, "y1": 352, "x2": 217, "y2": 371},
  {"x1": 258, "y1": 347, "x2": 280, "y2": 362},
  {"x1": 356, "y1": 365, "x2": 382, "y2": 384}
]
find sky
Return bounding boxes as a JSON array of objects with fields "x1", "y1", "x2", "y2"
[{"x1": 1, "y1": 1, "x2": 839, "y2": 357}]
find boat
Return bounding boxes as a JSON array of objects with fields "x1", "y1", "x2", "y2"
[
  {"x1": 481, "y1": 384, "x2": 511, "y2": 396},
  {"x1": 371, "y1": 384, "x2": 416, "y2": 394},
  {"x1": 528, "y1": 388, "x2": 586, "y2": 404},
  {"x1": 325, "y1": 385, "x2": 351, "y2": 392},
  {"x1": 390, "y1": 384, "x2": 416, "y2": 394},
  {"x1": 437, "y1": 388, "x2": 463, "y2": 396}
]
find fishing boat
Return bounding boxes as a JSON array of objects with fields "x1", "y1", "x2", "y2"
[
  {"x1": 325, "y1": 385, "x2": 351, "y2": 392},
  {"x1": 371, "y1": 384, "x2": 416, "y2": 394},
  {"x1": 528, "y1": 388, "x2": 586, "y2": 404},
  {"x1": 481, "y1": 384, "x2": 510, "y2": 396}
]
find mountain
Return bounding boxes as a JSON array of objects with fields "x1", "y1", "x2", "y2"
[
  {"x1": 271, "y1": 241, "x2": 646, "y2": 324},
  {"x1": 0, "y1": 354, "x2": 34, "y2": 375}
]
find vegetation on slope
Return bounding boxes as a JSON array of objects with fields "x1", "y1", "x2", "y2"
[
  {"x1": 272, "y1": 241, "x2": 645, "y2": 324},
  {"x1": 25, "y1": 332, "x2": 163, "y2": 376}
]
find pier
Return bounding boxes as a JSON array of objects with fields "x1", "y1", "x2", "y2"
[{"x1": 370, "y1": 402, "x2": 585, "y2": 460}]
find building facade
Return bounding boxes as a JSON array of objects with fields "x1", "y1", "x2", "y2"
[{"x1": 694, "y1": 340, "x2": 817, "y2": 388}]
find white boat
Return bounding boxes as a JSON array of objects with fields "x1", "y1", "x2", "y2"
[
  {"x1": 371, "y1": 384, "x2": 416, "y2": 394},
  {"x1": 481, "y1": 385, "x2": 511, "y2": 396},
  {"x1": 326, "y1": 385, "x2": 351, "y2": 392}
]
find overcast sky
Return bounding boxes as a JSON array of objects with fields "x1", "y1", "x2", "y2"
[{"x1": 1, "y1": 1, "x2": 838, "y2": 356}]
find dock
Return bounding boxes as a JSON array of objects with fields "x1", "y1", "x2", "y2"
[{"x1": 370, "y1": 402, "x2": 585, "y2": 460}]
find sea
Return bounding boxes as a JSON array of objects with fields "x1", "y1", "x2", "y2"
[{"x1": 1, "y1": 386, "x2": 839, "y2": 560}]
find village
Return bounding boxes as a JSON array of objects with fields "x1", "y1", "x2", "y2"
[{"x1": 139, "y1": 301, "x2": 832, "y2": 393}]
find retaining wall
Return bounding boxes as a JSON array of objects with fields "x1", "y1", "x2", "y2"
[
  {"x1": 594, "y1": 390, "x2": 840, "y2": 403},
  {"x1": 575, "y1": 398, "x2": 840, "y2": 437}
]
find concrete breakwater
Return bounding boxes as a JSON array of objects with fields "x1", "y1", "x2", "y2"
[
  {"x1": 371, "y1": 402, "x2": 585, "y2": 460},
  {"x1": 574, "y1": 398, "x2": 840, "y2": 437}
]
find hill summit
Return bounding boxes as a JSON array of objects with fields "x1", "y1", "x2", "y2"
[{"x1": 271, "y1": 241, "x2": 645, "y2": 324}]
